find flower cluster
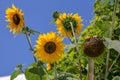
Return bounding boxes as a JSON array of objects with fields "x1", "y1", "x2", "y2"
[
  {"x1": 4, "y1": 1, "x2": 120, "y2": 80},
  {"x1": 5, "y1": 4, "x2": 85, "y2": 63}
]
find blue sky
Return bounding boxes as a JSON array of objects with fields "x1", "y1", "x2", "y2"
[{"x1": 0, "y1": 0, "x2": 95, "y2": 76}]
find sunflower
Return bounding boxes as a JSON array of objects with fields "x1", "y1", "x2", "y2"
[
  {"x1": 56, "y1": 13, "x2": 83, "y2": 37},
  {"x1": 35, "y1": 32, "x2": 65, "y2": 63},
  {"x1": 5, "y1": 4, "x2": 24, "y2": 34},
  {"x1": 83, "y1": 36, "x2": 105, "y2": 57}
]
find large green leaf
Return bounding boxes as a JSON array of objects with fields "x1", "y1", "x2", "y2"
[
  {"x1": 104, "y1": 38, "x2": 120, "y2": 53},
  {"x1": 25, "y1": 62, "x2": 45, "y2": 80},
  {"x1": 25, "y1": 67, "x2": 40, "y2": 80}
]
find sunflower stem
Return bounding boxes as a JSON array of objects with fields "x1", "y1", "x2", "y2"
[
  {"x1": 25, "y1": 31, "x2": 37, "y2": 62},
  {"x1": 88, "y1": 58, "x2": 94, "y2": 80},
  {"x1": 41, "y1": 65, "x2": 50, "y2": 80},
  {"x1": 31, "y1": 29, "x2": 41, "y2": 34},
  {"x1": 24, "y1": 29, "x2": 42, "y2": 80},
  {"x1": 70, "y1": 22, "x2": 82, "y2": 80},
  {"x1": 105, "y1": 0, "x2": 118, "y2": 80},
  {"x1": 108, "y1": 53, "x2": 120, "y2": 72},
  {"x1": 54, "y1": 62, "x2": 58, "y2": 80}
]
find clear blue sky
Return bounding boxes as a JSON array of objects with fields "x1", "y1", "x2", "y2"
[{"x1": 0, "y1": 0, "x2": 95, "y2": 76}]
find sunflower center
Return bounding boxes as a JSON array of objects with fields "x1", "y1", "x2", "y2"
[
  {"x1": 44, "y1": 42, "x2": 56, "y2": 54},
  {"x1": 13, "y1": 14, "x2": 20, "y2": 25},
  {"x1": 62, "y1": 17, "x2": 77, "y2": 31}
]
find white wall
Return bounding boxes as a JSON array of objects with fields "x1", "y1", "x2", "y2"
[{"x1": 0, "y1": 74, "x2": 26, "y2": 80}]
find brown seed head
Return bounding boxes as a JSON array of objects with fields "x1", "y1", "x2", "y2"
[{"x1": 83, "y1": 36, "x2": 105, "y2": 57}]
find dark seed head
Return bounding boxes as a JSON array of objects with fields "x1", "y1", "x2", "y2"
[
  {"x1": 83, "y1": 36, "x2": 105, "y2": 57},
  {"x1": 13, "y1": 14, "x2": 20, "y2": 25},
  {"x1": 44, "y1": 42, "x2": 56, "y2": 54}
]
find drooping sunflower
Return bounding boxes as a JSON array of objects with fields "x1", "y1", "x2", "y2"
[
  {"x1": 35, "y1": 32, "x2": 65, "y2": 63},
  {"x1": 5, "y1": 4, "x2": 24, "y2": 34},
  {"x1": 56, "y1": 13, "x2": 83, "y2": 37},
  {"x1": 83, "y1": 36, "x2": 105, "y2": 57}
]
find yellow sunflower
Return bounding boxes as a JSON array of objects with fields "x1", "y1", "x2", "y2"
[
  {"x1": 5, "y1": 4, "x2": 24, "y2": 34},
  {"x1": 35, "y1": 32, "x2": 65, "y2": 63},
  {"x1": 56, "y1": 13, "x2": 83, "y2": 37}
]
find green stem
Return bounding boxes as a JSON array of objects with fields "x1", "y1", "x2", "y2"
[
  {"x1": 24, "y1": 30, "x2": 42, "y2": 80},
  {"x1": 105, "y1": 0, "x2": 118, "y2": 79},
  {"x1": 41, "y1": 65, "x2": 50, "y2": 80},
  {"x1": 54, "y1": 62, "x2": 57, "y2": 80},
  {"x1": 108, "y1": 53, "x2": 120, "y2": 72},
  {"x1": 70, "y1": 22, "x2": 77, "y2": 45},
  {"x1": 31, "y1": 29, "x2": 41, "y2": 34},
  {"x1": 70, "y1": 22, "x2": 82, "y2": 80},
  {"x1": 109, "y1": 67, "x2": 120, "y2": 72},
  {"x1": 105, "y1": 50, "x2": 110, "y2": 80},
  {"x1": 25, "y1": 32, "x2": 37, "y2": 62}
]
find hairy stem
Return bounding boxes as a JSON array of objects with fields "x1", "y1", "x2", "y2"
[
  {"x1": 105, "y1": 0, "x2": 118, "y2": 79},
  {"x1": 88, "y1": 58, "x2": 94, "y2": 80},
  {"x1": 25, "y1": 31, "x2": 42, "y2": 80},
  {"x1": 70, "y1": 22, "x2": 82, "y2": 80},
  {"x1": 25, "y1": 32, "x2": 37, "y2": 62}
]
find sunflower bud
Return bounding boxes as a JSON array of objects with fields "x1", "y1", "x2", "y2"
[
  {"x1": 52, "y1": 11, "x2": 60, "y2": 21},
  {"x1": 46, "y1": 63, "x2": 51, "y2": 71},
  {"x1": 83, "y1": 36, "x2": 105, "y2": 57}
]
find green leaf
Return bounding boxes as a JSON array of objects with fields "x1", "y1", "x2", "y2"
[
  {"x1": 25, "y1": 62, "x2": 45, "y2": 80},
  {"x1": 15, "y1": 64, "x2": 23, "y2": 71},
  {"x1": 112, "y1": 76, "x2": 120, "y2": 80},
  {"x1": 49, "y1": 19, "x2": 55, "y2": 24},
  {"x1": 104, "y1": 38, "x2": 120, "y2": 53},
  {"x1": 25, "y1": 26, "x2": 29, "y2": 31},
  {"x1": 25, "y1": 67, "x2": 40, "y2": 80},
  {"x1": 29, "y1": 29, "x2": 35, "y2": 34},
  {"x1": 65, "y1": 44, "x2": 76, "y2": 49},
  {"x1": 22, "y1": 27, "x2": 29, "y2": 33},
  {"x1": 66, "y1": 77, "x2": 78, "y2": 80},
  {"x1": 10, "y1": 71, "x2": 21, "y2": 80},
  {"x1": 56, "y1": 72, "x2": 79, "y2": 80},
  {"x1": 102, "y1": 0, "x2": 109, "y2": 8}
]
